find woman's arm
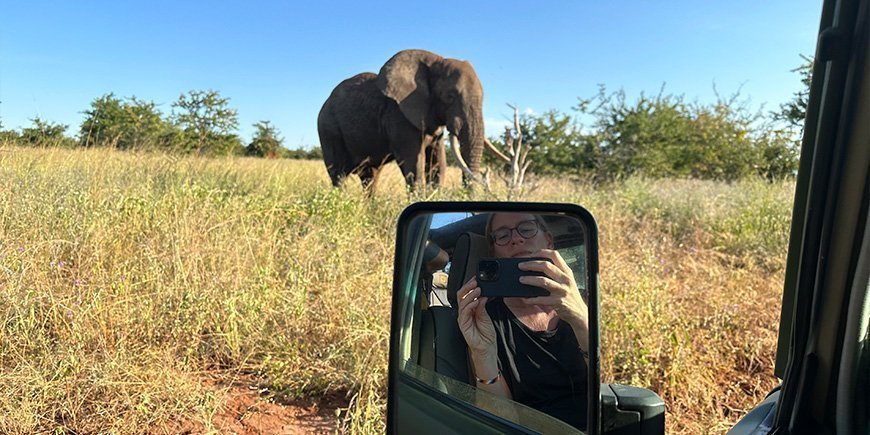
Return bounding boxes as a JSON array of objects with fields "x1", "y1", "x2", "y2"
[
  {"x1": 469, "y1": 349, "x2": 512, "y2": 399},
  {"x1": 457, "y1": 277, "x2": 513, "y2": 399},
  {"x1": 565, "y1": 316, "x2": 590, "y2": 364}
]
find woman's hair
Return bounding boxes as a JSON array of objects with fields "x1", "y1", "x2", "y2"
[{"x1": 484, "y1": 213, "x2": 552, "y2": 247}]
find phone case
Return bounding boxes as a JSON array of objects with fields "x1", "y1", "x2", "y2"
[{"x1": 477, "y1": 257, "x2": 551, "y2": 298}]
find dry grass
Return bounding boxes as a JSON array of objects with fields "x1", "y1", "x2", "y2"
[{"x1": 0, "y1": 145, "x2": 793, "y2": 433}]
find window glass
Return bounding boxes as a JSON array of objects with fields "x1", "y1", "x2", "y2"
[{"x1": 401, "y1": 361, "x2": 583, "y2": 434}]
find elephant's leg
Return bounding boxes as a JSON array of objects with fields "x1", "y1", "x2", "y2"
[
  {"x1": 424, "y1": 145, "x2": 434, "y2": 185},
  {"x1": 425, "y1": 133, "x2": 447, "y2": 187},
  {"x1": 393, "y1": 153, "x2": 422, "y2": 188},
  {"x1": 424, "y1": 143, "x2": 441, "y2": 186},
  {"x1": 404, "y1": 148, "x2": 426, "y2": 188},
  {"x1": 392, "y1": 138, "x2": 425, "y2": 189},
  {"x1": 384, "y1": 104, "x2": 438, "y2": 189},
  {"x1": 436, "y1": 136, "x2": 447, "y2": 186},
  {"x1": 318, "y1": 128, "x2": 352, "y2": 187},
  {"x1": 431, "y1": 128, "x2": 447, "y2": 187},
  {"x1": 327, "y1": 159, "x2": 349, "y2": 187},
  {"x1": 360, "y1": 166, "x2": 382, "y2": 193},
  {"x1": 352, "y1": 159, "x2": 383, "y2": 193}
]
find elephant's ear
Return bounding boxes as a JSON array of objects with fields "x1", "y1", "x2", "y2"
[{"x1": 377, "y1": 49, "x2": 441, "y2": 131}]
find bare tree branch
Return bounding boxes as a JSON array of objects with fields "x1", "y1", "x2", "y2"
[{"x1": 499, "y1": 104, "x2": 534, "y2": 199}]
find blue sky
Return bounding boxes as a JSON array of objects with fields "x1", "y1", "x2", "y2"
[{"x1": 1, "y1": 1, "x2": 821, "y2": 149}]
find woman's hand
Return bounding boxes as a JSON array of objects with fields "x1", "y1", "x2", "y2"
[
  {"x1": 457, "y1": 277, "x2": 511, "y2": 398},
  {"x1": 519, "y1": 249, "x2": 590, "y2": 352},
  {"x1": 456, "y1": 277, "x2": 498, "y2": 360}
]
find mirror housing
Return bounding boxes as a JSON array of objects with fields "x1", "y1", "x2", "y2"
[
  {"x1": 601, "y1": 384, "x2": 665, "y2": 435},
  {"x1": 389, "y1": 202, "x2": 667, "y2": 434},
  {"x1": 388, "y1": 201, "x2": 600, "y2": 433}
]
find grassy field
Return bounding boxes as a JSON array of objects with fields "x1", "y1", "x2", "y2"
[{"x1": 0, "y1": 145, "x2": 793, "y2": 433}]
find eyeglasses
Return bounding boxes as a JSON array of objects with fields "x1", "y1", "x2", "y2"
[{"x1": 490, "y1": 220, "x2": 539, "y2": 246}]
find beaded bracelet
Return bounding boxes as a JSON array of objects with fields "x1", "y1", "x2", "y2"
[{"x1": 475, "y1": 370, "x2": 501, "y2": 385}]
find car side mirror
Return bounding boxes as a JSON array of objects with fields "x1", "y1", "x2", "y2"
[
  {"x1": 387, "y1": 201, "x2": 664, "y2": 434},
  {"x1": 602, "y1": 384, "x2": 665, "y2": 434}
]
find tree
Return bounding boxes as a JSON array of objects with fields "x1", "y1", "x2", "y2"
[
  {"x1": 484, "y1": 110, "x2": 596, "y2": 179},
  {"x1": 0, "y1": 116, "x2": 18, "y2": 143},
  {"x1": 500, "y1": 105, "x2": 534, "y2": 198},
  {"x1": 488, "y1": 86, "x2": 798, "y2": 181},
  {"x1": 775, "y1": 55, "x2": 813, "y2": 132},
  {"x1": 20, "y1": 117, "x2": 75, "y2": 147},
  {"x1": 80, "y1": 93, "x2": 124, "y2": 147},
  {"x1": 282, "y1": 146, "x2": 323, "y2": 160},
  {"x1": 79, "y1": 93, "x2": 166, "y2": 149},
  {"x1": 755, "y1": 127, "x2": 800, "y2": 180},
  {"x1": 523, "y1": 110, "x2": 599, "y2": 176},
  {"x1": 582, "y1": 89, "x2": 689, "y2": 179},
  {"x1": 246, "y1": 121, "x2": 284, "y2": 158},
  {"x1": 171, "y1": 90, "x2": 241, "y2": 155},
  {"x1": 579, "y1": 87, "x2": 775, "y2": 181}
]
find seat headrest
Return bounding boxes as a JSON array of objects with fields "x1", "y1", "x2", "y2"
[{"x1": 446, "y1": 232, "x2": 490, "y2": 307}]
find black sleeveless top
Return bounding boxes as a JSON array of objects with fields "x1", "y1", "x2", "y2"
[{"x1": 486, "y1": 298, "x2": 588, "y2": 430}]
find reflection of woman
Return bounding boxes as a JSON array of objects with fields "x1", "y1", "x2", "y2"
[{"x1": 456, "y1": 213, "x2": 589, "y2": 429}]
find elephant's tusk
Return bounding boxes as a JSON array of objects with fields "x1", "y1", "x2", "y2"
[
  {"x1": 484, "y1": 138, "x2": 511, "y2": 164},
  {"x1": 450, "y1": 134, "x2": 477, "y2": 181}
]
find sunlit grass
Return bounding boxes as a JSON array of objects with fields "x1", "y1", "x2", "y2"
[{"x1": 0, "y1": 145, "x2": 792, "y2": 433}]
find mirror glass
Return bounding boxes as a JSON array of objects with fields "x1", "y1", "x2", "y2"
[{"x1": 393, "y1": 206, "x2": 597, "y2": 433}]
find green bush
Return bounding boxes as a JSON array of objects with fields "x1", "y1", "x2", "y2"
[
  {"x1": 170, "y1": 90, "x2": 242, "y2": 156},
  {"x1": 246, "y1": 121, "x2": 284, "y2": 158},
  {"x1": 583, "y1": 88, "x2": 797, "y2": 180},
  {"x1": 488, "y1": 87, "x2": 800, "y2": 182},
  {"x1": 19, "y1": 117, "x2": 76, "y2": 148},
  {"x1": 281, "y1": 146, "x2": 323, "y2": 160},
  {"x1": 79, "y1": 93, "x2": 167, "y2": 149}
]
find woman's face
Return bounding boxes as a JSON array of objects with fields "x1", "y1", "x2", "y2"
[{"x1": 489, "y1": 213, "x2": 554, "y2": 258}]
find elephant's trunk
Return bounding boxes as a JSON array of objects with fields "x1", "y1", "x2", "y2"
[
  {"x1": 447, "y1": 105, "x2": 486, "y2": 185},
  {"x1": 461, "y1": 115, "x2": 484, "y2": 176}
]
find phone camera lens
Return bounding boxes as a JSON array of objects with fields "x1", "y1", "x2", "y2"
[{"x1": 478, "y1": 260, "x2": 499, "y2": 281}]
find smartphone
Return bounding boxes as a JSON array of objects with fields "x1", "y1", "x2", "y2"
[{"x1": 476, "y1": 257, "x2": 551, "y2": 298}]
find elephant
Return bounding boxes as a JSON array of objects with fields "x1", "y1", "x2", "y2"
[{"x1": 317, "y1": 49, "x2": 508, "y2": 191}]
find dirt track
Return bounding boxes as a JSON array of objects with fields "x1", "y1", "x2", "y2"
[{"x1": 159, "y1": 378, "x2": 349, "y2": 434}]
